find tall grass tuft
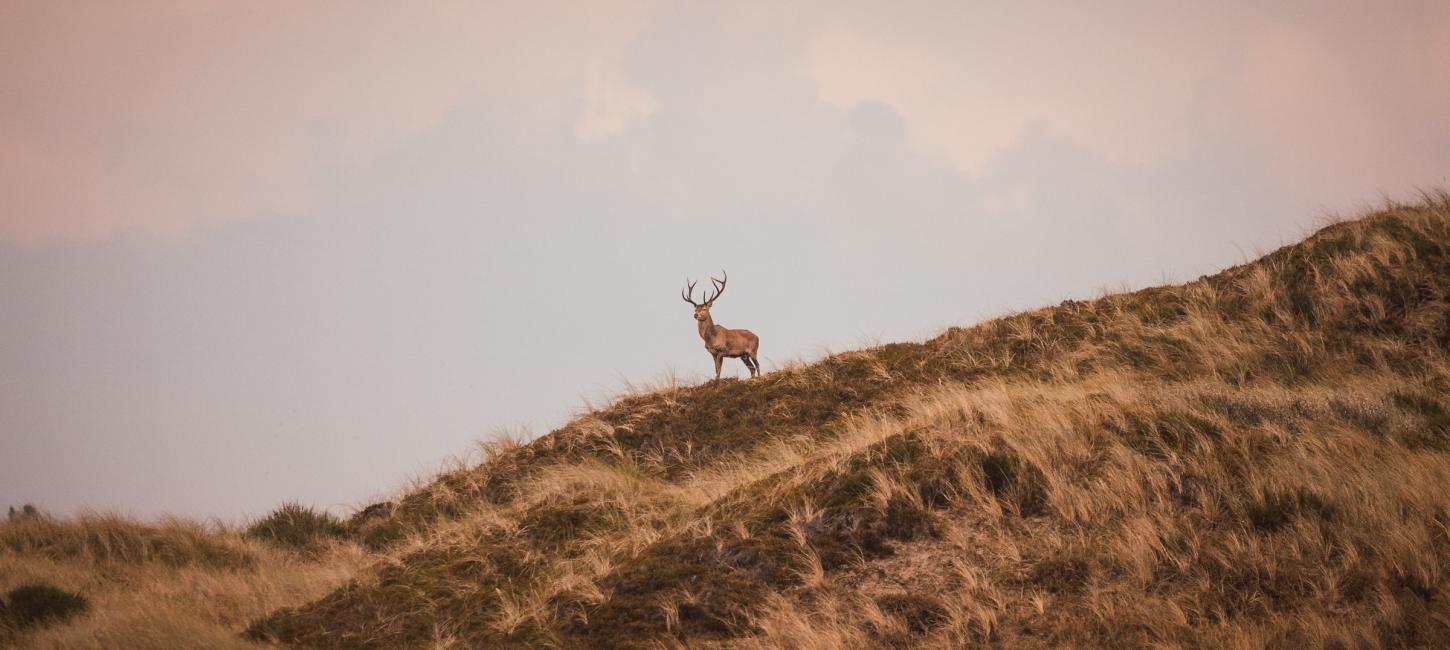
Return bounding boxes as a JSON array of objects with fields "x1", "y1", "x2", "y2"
[{"x1": 244, "y1": 503, "x2": 347, "y2": 553}]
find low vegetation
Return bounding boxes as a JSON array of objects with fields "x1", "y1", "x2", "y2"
[
  {"x1": 245, "y1": 503, "x2": 349, "y2": 555},
  {"x1": 0, "y1": 510, "x2": 363, "y2": 648},
  {"x1": 2, "y1": 512, "x2": 256, "y2": 570},
  {"x1": 8, "y1": 193, "x2": 1450, "y2": 647},
  {"x1": 1, "y1": 583, "x2": 90, "y2": 633}
]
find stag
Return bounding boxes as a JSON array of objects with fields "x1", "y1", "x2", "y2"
[{"x1": 682, "y1": 270, "x2": 760, "y2": 380}]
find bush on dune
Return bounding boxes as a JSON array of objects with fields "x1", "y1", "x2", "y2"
[
  {"x1": 0, "y1": 583, "x2": 90, "y2": 633},
  {"x1": 245, "y1": 503, "x2": 348, "y2": 554}
]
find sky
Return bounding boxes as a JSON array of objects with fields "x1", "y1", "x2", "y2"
[{"x1": 2, "y1": 2, "x2": 1448, "y2": 520}]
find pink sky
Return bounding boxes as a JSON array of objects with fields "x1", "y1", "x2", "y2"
[{"x1": 5, "y1": 2, "x2": 1447, "y2": 243}]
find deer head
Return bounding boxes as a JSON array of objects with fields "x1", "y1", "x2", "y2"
[{"x1": 681, "y1": 270, "x2": 728, "y2": 322}]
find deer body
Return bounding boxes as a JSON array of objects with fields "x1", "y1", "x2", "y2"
[{"x1": 682, "y1": 271, "x2": 760, "y2": 380}]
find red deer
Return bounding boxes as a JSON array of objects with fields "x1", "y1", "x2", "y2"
[{"x1": 681, "y1": 270, "x2": 760, "y2": 380}]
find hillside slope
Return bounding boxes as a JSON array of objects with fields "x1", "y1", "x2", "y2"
[{"x1": 248, "y1": 195, "x2": 1450, "y2": 648}]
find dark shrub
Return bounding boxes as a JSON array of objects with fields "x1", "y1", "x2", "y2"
[
  {"x1": 978, "y1": 449, "x2": 1049, "y2": 516},
  {"x1": 1247, "y1": 488, "x2": 1338, "y2": 533},
  {"x1": 245, "y1": 502, "x2": 347, "y2": 552},
  {"x1": 1392, "y1": 392, "x2": 1450, "y2": 449},
  {"x1": 6, "y1": 504, "x2": 40, "y2": 520},
  {"x1": 2, "y1": 583, "x2": 89, "y2": 630},
  {"x1": 876, "y1": 592, "x2": 948, "y2": 635}
]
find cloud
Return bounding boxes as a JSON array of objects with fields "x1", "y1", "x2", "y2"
[
  {"x1": 0, "y1": 2, "x2": 655, "y2": 243},
  {"x1": 5, "y1": 2, "x2": 1445, "y2": 243},
  {"x1": 576, "y1": 65, "x2": 659, "y2": 142},
  {"x1": 805, "y1": 1, "x2": 1450, "y2": 203}
]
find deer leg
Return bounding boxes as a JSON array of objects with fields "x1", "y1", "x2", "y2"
[
  {"x1": 713, "y1": 354, "x2": 723, "y2": 381},
  {"x1": 742, "y1": 354, "x2": 758, "y2": 378}
]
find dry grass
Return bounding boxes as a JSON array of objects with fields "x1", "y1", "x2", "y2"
[
  {"x1": 736, "y1": 373, "x2": 1450, "y2": 648},
  {"x1": 13, "y1": 193, "x2": 1450, "y2": 648},
  {"x1": 0, "y1": 514, "x2": 364, "y2": 648},
  {"x1": 2, "y1": 513, "x2": 256, "y2": 570}
]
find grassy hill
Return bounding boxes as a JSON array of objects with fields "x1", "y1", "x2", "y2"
[{"x1": 7, "y1": 194, "x2": 1450, "y2": 648}]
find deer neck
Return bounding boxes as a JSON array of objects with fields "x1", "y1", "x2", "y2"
[{"x1": 697, "y1": 313, "x2": 718, "y2": 341}]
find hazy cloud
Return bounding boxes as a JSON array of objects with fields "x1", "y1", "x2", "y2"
[{"x1": 0, "y1": 2, "x2": 654, "y2": 242}]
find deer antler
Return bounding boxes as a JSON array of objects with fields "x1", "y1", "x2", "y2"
[
  {"x1": 705, "y1": 269, "x2": 727, "y2": 305},
  {"x1": 681, "y1": 278, "x2": 700, "y2": 306}
]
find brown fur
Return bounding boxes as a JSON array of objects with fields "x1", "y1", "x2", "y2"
[{"x1": 683, "y1": 271, "x2": 760, "y2": 380}]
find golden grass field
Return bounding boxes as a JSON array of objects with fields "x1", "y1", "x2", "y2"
[
  {"x1": 0, "y1": 513, "x2": 363, "y2": 647},
  {"x1": 5, "y1": 194, "x2": 1450, "y2": 648}
]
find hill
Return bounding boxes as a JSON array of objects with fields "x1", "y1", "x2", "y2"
[
  {"x1": 6, "y1": 194, "x2": 1450, "y2": 648},
  {"x1": 245, "y1": 194, "x2": 1450, "y2": 648}
]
